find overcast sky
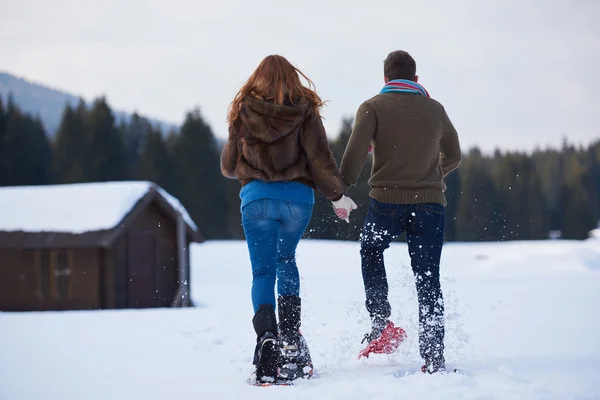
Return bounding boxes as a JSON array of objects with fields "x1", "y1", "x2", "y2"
[{"x1": 1, "y1": 0, "x2": 599, "y2": 152}]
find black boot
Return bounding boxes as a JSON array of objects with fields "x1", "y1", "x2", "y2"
[
  {"x1": 277, "y1": 295, "x2": 313, "y2": 380},
  {"x1": 252, "y1": 304, "x2": 279, "y2": 383},
  {"x1": 361, "y1": 315, "x2": 388, "y2": 344}
]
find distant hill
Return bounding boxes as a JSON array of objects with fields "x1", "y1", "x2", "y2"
[{"x1": 0, "y1": 71, "x2": 179, "y2": 137}]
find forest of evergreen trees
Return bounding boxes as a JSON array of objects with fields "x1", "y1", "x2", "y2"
[{"x1": 1, "y1": 96, "x2": 598, "y2": 241}]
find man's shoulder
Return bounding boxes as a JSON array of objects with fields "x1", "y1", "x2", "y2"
[
  {"x1": 353, "y1": 96, "x2": 379, "y2": 119},
  {"x1": 422, "y1": 96, "x2": 446, "y2": 112},
  {"x1": 367, "y1": 93, "x2": 446, "y2": 112},
  {"x1": 358, "y1": 95, "x2": 380, "y2": 110}
]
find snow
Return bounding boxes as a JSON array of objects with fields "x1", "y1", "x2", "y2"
[
  {"x1": 0, "y1": 181, "x2": 197, "y2": 233},
  {"x1": 1, "y1": 239, "x2": 600, "y2": 399}
]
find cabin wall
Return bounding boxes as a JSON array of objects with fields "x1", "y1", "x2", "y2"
[
  {"x1": 130, "y1": 201, "x2": 178, "y2": 307},
  {"x1": 0, "y1": 248, "x2": 101, "y2": 311},
  {"x1": 110, "y1": 236, "x2": 128, "y2": 309},
  {"x1": 0, "y1": 249, "x2": 32, "y2": 310},
  {"x1": 106, "y1": 200, "x2": 181, "y2": 309}
]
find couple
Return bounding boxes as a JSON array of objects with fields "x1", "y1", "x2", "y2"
[{"x1": 220, "y1": 51, "x2": 462, "y2": 384}]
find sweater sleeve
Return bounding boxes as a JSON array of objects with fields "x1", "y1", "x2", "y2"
[
  {"x1": 300, "y1": 112, "x2": 346, "y2": 200},
  {"x1": 339, "y1": 101, "x2": 376, "y2": 187},
  {"x1": 220, "y1": 123, "x2": 239, "y2": 179},
  {"x1": 439, "y1": 109, "x2": 462, "y2": 177}
]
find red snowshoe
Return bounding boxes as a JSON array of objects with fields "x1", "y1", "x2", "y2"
[{"x1": 358, "y1": 320, "x2": 407, "y2": 359}]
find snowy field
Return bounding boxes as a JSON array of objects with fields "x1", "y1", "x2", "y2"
[{"x1": 1, "y1": 239, "x2": 600, "y2": 400}]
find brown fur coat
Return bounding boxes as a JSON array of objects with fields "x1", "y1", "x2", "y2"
[{"x1": 220, "y1": 95, "x2": 345, "y2": 200}]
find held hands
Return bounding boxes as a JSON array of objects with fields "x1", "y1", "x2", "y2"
[{"x1": 331, "y1": 195, "x2": 358, "y2": 223}]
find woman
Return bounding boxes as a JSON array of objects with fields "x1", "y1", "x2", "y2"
[{"x1": 221, "y1": 55, "x2": 356, "y2": 384}]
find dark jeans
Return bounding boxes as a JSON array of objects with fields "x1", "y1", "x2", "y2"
[
  {"x1": 360, "y1": 199, "x2": 445, "y2": 362},
  {"x1": 242, "y1": 199, "x2": 312, "y2": 314}
]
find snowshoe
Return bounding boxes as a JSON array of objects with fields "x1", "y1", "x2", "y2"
[
  {"x1": 253, "y1": 332, "x2": 279, "y2": 383},
  {"x1": 358, "y1": 320, "x2": 407, "y2": 359},
  {"x1": 252, "y1": 304, "x2": 279, "y2": 384},
  {"x1": 247, "y1": 371, "x2": 293, "y2": 387},
  {"x1": 278, "y1": 328, "x2": 314, "y2": 381},
  {"x1": 421, "y1": 364, "x2": 460, "y2": 374},
  {"x1": 277, "y1": 295, "x2": 314, "y2": 381}
]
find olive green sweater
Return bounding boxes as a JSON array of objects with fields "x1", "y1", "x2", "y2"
[{"x1": 339, "y1": 92, "x2": 461, "y2": 206}]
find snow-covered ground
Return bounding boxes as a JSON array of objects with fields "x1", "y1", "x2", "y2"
[{"x1": 1, "y1": 239, "x2": 600, "y2": 400}]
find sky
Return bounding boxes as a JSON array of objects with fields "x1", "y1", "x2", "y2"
[{"x1": 1, "y1": 0, "x2": 599, "y2": 153}]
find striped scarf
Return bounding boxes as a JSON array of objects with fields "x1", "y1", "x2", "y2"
[
  {"x1": 380, "y1": 79, "x2": 430, "y2": 97},
  {"x1": 367, "y1": 79, "x2": 430, "y2": 154}
]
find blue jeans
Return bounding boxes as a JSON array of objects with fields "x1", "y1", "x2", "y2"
[
  {"x1": 360, "y1": 199, "x2": 445, "y2": 362},
  {"x1": 241, "y1": 199, "x2": 313, "y2": 313}
]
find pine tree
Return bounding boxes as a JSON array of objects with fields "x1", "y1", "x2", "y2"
[
  {"x1": 223, "y1": 177, "x2": 245, "y2": 239},
  {"x1": 0, "y1": 97, "x2": 19, "y2": 185},
  {"x1": 0, "y1": 102, "x2": 52, "y2": 186},
  {"x1": 532, "y1": 149, "x2": 562, "y2": 232},
  {"x1": 503, "y1": 154, "x2": 547, "y2": 240},
  {"x1": 171, "y1": 108, "x2": 229, "y2": 239},
  {"x1": 52, "y1": 100, "x2": 87, "y2": 183},
  {"x1": 493, "y1": 153, "x2": 527, "y2": 240},
  {"x1": 330, "y1": 116, "x2": 354, "y2": 161},
  {"x1": 455, "y1": 148, "x2": 499, "y2": 241},
  {"x1": 29, "y1": 117, "x2": 53, "y2": 184},
  {"x1": 0, "y1": 96, "x2": 5, "y2": 136},
  {"x1": 136, "y1": 125, "x2": 172, "y2": 189},
  {"x1": 84, "y1": 97, "x2": 127, "y2": 182},
  {"x1": 123, "y1": 113, "x2": 149, "y2": 178},
  {"x1": 0, "y1": 97, "x2": 6, "y2": 185},
  {"x1": 444, "y1": 169, "x2": 461, "y2": 241},
  {"x1": 589, "y1": 140, "x2": 600, "y2": 226},
  {"x1": 561, "y1": 177, "x2": 595, "y2": 239},
  {"x1": 521, "y1": 156, "x2": 548, "y2": 239}
]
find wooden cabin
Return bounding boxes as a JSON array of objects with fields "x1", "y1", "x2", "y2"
[{"x1": 0, "y1": 181, "x2": 203, "y2": 311}]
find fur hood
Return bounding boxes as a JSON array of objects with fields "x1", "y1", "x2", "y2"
[
  {"x1": 239, "y1": 95, "x2": 310, "y2": 143},
  {"x1": 220, "y1": 95, "x2": 345, "y2": 201}
]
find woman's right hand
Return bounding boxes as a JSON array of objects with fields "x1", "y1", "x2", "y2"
[{"x1": 332, "y1": 195, "x2": 358, "y2": 223}]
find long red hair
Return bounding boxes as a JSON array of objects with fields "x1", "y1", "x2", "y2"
[{"x1": 227, "y1": 55, "x2": 325, "y2": 123}]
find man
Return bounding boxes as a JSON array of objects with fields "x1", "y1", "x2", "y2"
[{"x1": 334, "y1": 50, "x2": 461, "y2": 373}]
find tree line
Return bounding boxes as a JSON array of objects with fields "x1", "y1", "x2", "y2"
[{"x1": 1, "y1": 96, "x2": 598, "y2": 241}]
